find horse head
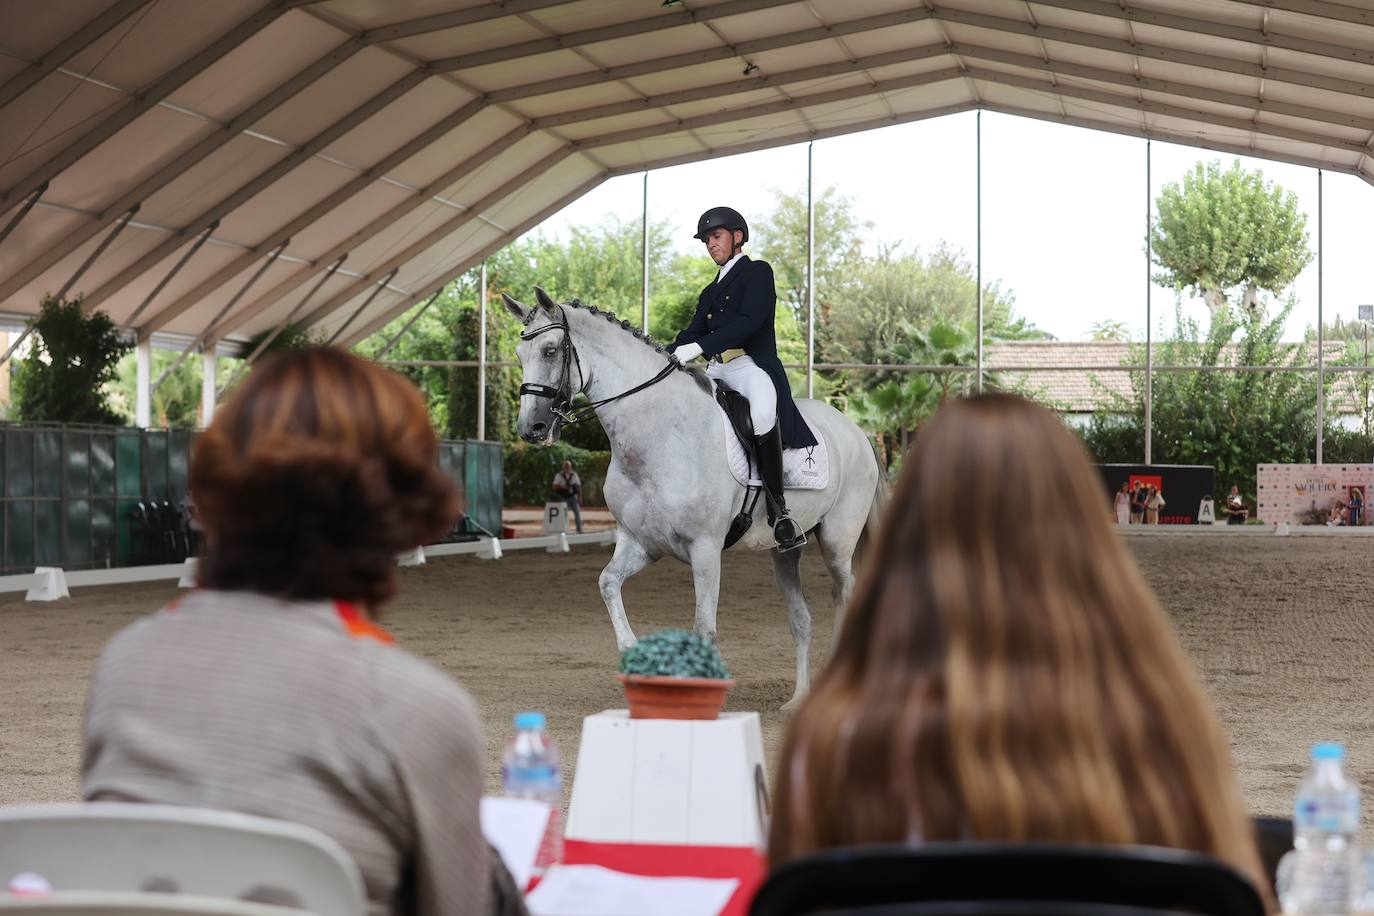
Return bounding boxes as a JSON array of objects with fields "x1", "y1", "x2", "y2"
[{"x1": 503, "y1": 286, "x2": 583, "y2": 444}]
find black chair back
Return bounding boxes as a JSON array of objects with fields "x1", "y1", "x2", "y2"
[
  {"x1": 1252, "y1": 816, "x2": 1292, "y2": 896},
  {"x1": 749, "y1": 843, "x2": 1266, "y2": 916}
]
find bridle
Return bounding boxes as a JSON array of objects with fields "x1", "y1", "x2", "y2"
[{"x1": 519, "y1": 303, "x2": 679, "y2": 426}]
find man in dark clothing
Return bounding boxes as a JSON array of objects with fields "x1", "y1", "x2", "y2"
[{"x1": 670, "y1": 206, "x2": 815, "y2": 551}]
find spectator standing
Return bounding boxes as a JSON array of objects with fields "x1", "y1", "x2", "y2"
[
  {"x1": 552, "y1": 459, "x2": 584, "y2": 533},
  {"x1": 1129, "y1": 482, "x2": 1145, "y2": 525},
  {"x1": 1225, "y1": 486, "x2": 1248, "y2": 525},
  {"x1": 1145, "y1": 485, "x2": 1165, "y2": 525},
  {"x1": 768, "y1": 394, "x2": 1268, "y2": 903},
  {"x1": 1349, "y1": 488, "x2": 1364, "y2": 527},
  {"x1": 82, "y1": 348, "x2": 522, "y2": 916},
  {"x1": 1113, "y1": 483, "x2": 1130, "y2": 526}
]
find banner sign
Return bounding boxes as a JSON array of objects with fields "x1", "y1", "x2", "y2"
[
  {"x1": 1256, "y1": 464, "x2": 1373, "y2": 526},
  {"x1": 1096, "y1": 464, "x2": 1216, "y2": 525}
]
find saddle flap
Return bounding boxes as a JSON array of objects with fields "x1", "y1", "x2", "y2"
[{"x1": 715, "y1": 385, "x2": 755, "y2": 452}]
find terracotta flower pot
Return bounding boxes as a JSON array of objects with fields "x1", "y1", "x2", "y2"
[{"x1": 616, "y1": 674, "x2": 736, "y2": 720}]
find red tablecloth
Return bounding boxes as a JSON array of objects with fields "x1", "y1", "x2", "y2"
[{"x1": 559, "y1": 839, "x2": 767, "y2": 916}]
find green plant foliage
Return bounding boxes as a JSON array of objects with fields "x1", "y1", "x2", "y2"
[
  {"x1": 1151, "y1": 159, "x2": 1311, "y2": 315},
  {"x1": 502, "y1": 442, "x2": 611, "y2": 506},
  {"x1": 111, "y1": 348, "x2": 200, "y2": 429},
  {"x1": 618, "y1": 628, "x2": 731, "y2": 679},
  {"x1": 12, "y1": 294, "x2": 129, "y2": 425},
  {"x1": 1080, "y1": 159, "x2": 1320, "y2": 497}
]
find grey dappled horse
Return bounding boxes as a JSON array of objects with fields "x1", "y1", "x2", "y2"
[{"x1": 504, "y1": 288, "x2": 886, "y2": 708}]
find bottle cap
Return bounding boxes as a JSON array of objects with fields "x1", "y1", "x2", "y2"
[
  {"x1": 514, "y1": 711, "x2": 546, "y2": 731},
  {"x1": 1312, "y1": 741, "x2": 1345, "y2": 761}
]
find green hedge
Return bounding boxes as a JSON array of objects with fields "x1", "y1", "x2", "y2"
[{"x1": 503, "y1": 442, "x2": 611, "y2": 507}]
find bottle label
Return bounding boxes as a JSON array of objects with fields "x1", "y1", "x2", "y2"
[
  {"x1": 1295, "y1": 795, "x2": 1359, "y2": 833},
  {"x1": 503, "y1": 763, "x2": 561, "y2": 793}
]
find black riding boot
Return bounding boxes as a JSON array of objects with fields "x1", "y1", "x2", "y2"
[{"x1": 755, "y1": 425, "x2": 806, "y2": 551}]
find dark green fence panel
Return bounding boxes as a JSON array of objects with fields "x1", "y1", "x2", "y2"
[
  {"x1": 7, "y1": 500, "x2": 32, "y2": 571},
  {"x1": 7, "y1": 430, "x2": 33, "y2": 498},
  {"x1": 459, "y1": 440, "x2": 502, "y2": 537},
  {"x1": 0, "y1": 425, "x2": 504, "y2": 571}
]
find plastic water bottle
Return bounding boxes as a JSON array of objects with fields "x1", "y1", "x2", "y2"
[
  {"x1": 501, "y1": 711, "x2": 563, "y2": 877},
  {"x1": 1284, "y1": 742, "x2": 1362, "y2": 914}
]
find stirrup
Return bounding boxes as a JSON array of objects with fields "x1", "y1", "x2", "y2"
[{"x1": 773, "y1": 514, "x2": 806, "y2": 552}]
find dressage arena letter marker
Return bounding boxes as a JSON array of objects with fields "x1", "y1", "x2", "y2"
[{"x1": 543, "y1": 501, "x2": 568, "y2": 535}]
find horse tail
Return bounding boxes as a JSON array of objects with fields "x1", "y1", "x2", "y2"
[{"x1": 858, "y1": 439, "x2": 889, "y2": 555}]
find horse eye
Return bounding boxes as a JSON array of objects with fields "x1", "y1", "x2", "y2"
[{"x1": 543, "y1": 346, "x2": 556, "y2": 358}]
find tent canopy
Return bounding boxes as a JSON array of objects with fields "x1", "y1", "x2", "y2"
[{"x1": 1, "y1": 0, "x2": 1371, "y2": 349}]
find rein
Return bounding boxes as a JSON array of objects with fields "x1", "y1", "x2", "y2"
[{"x1": 519, "y1": 303, "x2": 679, "y2": 425}]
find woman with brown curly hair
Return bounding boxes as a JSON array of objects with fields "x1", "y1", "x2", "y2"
[
  {"x1": 769, "y1": 394, "x2": 1266, "y2": 897},
  {"x1": 82, "y1": 348, "x2": 495, "y2": 916}
]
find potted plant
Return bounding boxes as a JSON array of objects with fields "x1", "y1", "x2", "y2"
[{"x1": 616, "y1": 628, "x2": 735, "y2": 720}]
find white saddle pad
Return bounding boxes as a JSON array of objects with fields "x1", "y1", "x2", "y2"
[{"x1": 718, "y1": 399, "x2": 829, "y2": 490}]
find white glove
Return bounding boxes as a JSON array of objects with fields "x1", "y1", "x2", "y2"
[{"x1": 672, "y1": 341, "x2": 704, "y2": 363}]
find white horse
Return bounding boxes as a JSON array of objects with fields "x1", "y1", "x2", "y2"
[{"x1": 504, "y1": 288, "x2": 885, "y2": 708}]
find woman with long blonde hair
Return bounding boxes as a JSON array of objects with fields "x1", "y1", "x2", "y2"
[{"x1": 770, "y1": 394, "x2": 1265, "y2": 896}]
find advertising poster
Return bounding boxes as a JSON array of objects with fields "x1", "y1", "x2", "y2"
[
  {"x1": 1096, "y1": 464, "x2": 1216, "y2": 525},
  {"x1": 1255, "y1": 464, "x2": 1373, "y2": 526}
]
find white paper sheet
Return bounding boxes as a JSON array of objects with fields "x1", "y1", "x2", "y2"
[
  {"x1": 525, "y1": 864, "x2": 739, "y2": 916},
  {"x1": 480, "y1": 796, "x2": 552, "y2": 891}
]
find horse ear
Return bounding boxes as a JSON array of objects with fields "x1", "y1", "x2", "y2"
[
  {"x1": 501, "y1": 293, "x2": 526, "y2": 321},
  {"x1": 534, "y1": 286, "x2": 558, "y2": 312}
]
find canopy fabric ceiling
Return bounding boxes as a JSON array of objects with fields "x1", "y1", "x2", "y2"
[{"x1": 1, "y1": 0, "x2": 1372, "y2": 349}]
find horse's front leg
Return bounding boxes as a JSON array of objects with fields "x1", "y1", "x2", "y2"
[
  {"x1": 688, "y1": 539, "x2": 724, "y2": 642},
  {"x1": 598, "y1": 528, "x2": 653, "y2": 651}
]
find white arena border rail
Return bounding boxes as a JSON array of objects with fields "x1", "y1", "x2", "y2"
[{"x1": 0, "y1": 530, "x2": 615, "y2": 601}]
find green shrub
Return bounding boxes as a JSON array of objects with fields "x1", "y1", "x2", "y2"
[
  {"x1": 503, "y1": 442, "x2": 610, "y2": 506},
  {"x1": 619, "y1": 628, "x2": 731, "y2": 680}
]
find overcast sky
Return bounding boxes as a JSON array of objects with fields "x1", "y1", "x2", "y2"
[{"x1": 536, "y1": 110, "x2": 1374, "y2": 344}]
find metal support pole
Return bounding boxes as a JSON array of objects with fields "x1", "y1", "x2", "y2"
[
  {"x1": 0, "y1": 205, "x2": 139, "y2": 368},
  {"x1": 975, "y1": 111, "x2": 983, "y2": 395},
  {"x1": 201, "y1": 350, "x2": 218, "y2": 426},
  {"x1": 135, "y1": 338, "x2": 152, "y2": 428},
  {"x1": 0, "y1": 182, "x2": 48, "y2": 248},
  {"x1": 327, "y1": 267, "x2": 397, "y2": 345},
  {"x1": 478, "y1": 261, "x2": 488, "y2": 441},
  {"x1": 1145, "y1": 140, "x2": 1153, "y2": 466},
  {"x1": 641, "y1": 171, "x2": 649, "y2": 332},
  {"x1": 1317, "y1": 168, "x2": 1325, "y2": 464},
  {"x1": 124, "y1": 220, "x2": 220, "y2": 332},
  {"x1": 806, "y1": 140, "x2": 815, "y2": 400},
  {"x1": 375, "y1": 289, "x2": 443, "y2": 359}
]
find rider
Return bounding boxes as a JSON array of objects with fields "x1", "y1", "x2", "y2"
[{"x1": 669, "y1": 206, "x2": 817, "y2": 551}]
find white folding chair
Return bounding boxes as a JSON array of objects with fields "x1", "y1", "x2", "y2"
[
  {"x1": 0, "y1": 891, "x2": 312, "y2": 915},
  {"x1": 0, "y1": 804, "x2": 365, "y2": 916}
]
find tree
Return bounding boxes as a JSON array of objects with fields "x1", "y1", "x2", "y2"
[
  {"x1": 752, "y1": 185, "x2": 869, "y2": 333},
  {"x1": 1151, "y1": 160, "x2": 1312, "y2": 318},
  {"x1": 1089, "y1": 319, "x2": 1131, "y2": 342},
  {"x1": 1081, "y1": 299, "x2": 1318, "y2": 497},
  {"x1": 111, "y1": 349, "x2": 200, "y2": 429},
  {"x1": 1083, "y1": 159, "x2": 1320, "y2": 497},
  {"x1": 12, "y1": 295, "x2": 129, "y2": 425}
]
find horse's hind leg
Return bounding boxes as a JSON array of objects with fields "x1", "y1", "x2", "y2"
[
  {"x1": 599, "y1": 529, "x2": 653, "y2": 651},
  {"x1": 816, "y1": 524, "x2": 857, "y2": 651},
  {"x1": 771, "y1": 546, "x2": 813, "y2": 712}
]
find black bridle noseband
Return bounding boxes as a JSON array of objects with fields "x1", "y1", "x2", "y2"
[{"x1": 519, "y1": 303, "x2": 678, "y2": 425}]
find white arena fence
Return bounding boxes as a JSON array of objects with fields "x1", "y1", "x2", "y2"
[{"x1": 0, "y1": 530, "x2": 615, "y2": 602}]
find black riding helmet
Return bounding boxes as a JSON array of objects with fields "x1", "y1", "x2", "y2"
[{"x1": 694, "y1": 206, "x2": 749, "y2": 244}]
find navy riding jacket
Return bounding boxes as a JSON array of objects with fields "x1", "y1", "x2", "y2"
[{"x1": 671, "y1": 255, "x2": 818, "y2": 448}]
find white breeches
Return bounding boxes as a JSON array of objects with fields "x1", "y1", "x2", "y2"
[{"x1": 707, "y1": 355, "x2": 776, "y2": 435}]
